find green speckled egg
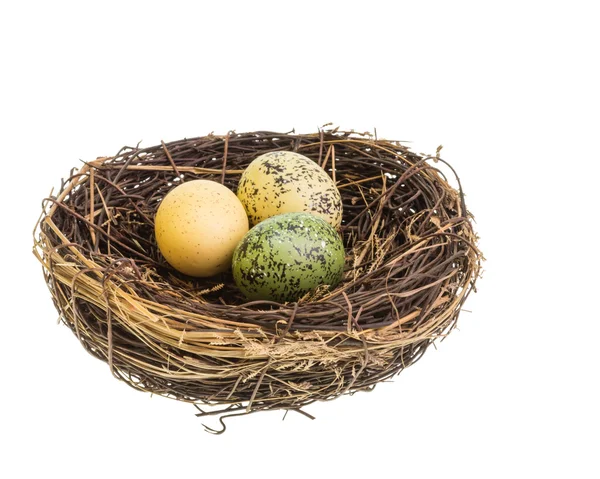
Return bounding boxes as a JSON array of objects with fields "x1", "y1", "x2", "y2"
[
  {"x1": 237, "y1": 151, "x2": 343, "y2": 228},
  {"x1": 232, "y1": 212, "x2": 345, "y2": 302}
]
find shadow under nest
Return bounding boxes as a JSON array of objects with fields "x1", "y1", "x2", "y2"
[{"x1": 34, "y1": 127, "x2": 482, "y2": 432}]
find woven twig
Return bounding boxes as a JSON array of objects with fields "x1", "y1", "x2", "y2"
[{"x1": 33, "y1": 127, "x2": 482, "y2": 431}]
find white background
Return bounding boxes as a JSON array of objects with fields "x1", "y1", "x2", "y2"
[{"x1": 1, "y1": 0, "x2": 599, "y2": 477}]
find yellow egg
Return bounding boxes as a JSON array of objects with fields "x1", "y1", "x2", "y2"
[
  {"x1": 237, "y1": 151, "x2": 343, "y2": 227},
  {"x1": 154, "y1": 180, "x2": 249, "y2": 277}
]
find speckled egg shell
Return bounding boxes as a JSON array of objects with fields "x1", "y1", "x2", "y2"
[
  {"x1": 155, "y1": 179, "x2": 249, "y2": 277},
  {"x1": 232, "y1": 212, "x2": 345, "y2": 302},
  {"x1": 236, "y1": 151, "x2": 343, "y2": 228}
]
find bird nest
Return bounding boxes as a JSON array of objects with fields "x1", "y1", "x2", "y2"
[{"x1": 33, "y1": 127, "x2": 482, "y2": 432}]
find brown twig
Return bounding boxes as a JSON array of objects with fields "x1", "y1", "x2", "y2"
[
  {"x1": 161, "y1": 140, "x2": 182, "y2": 179},
  {"x1": 221, "y1": 134, "x2": 229, "y2": 185}
]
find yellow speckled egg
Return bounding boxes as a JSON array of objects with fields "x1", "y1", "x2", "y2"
[
  {"x1": 236, "y1": 151, "x2": 343, "y2": 227},
  {"x1": 154, "y1": 180, "x2": 249, "y2": 277}
]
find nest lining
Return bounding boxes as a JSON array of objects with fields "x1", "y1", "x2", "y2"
[{"x1": 34, "y1": 127, "x2": 482, "y2": 430}]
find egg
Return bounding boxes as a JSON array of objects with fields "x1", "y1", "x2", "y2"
[
  {"x1": 237, "y1": 151, "x2": 343, "y2": 228},
  {"x1": 154, "y1": 179, "x2": 249, "y2": 277},
  {"x1": 232, "y1": 212, "x2": 345, "y2": 302}
]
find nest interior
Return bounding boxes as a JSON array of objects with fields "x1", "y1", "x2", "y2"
[{"x1": 34, "y1": 128, "x2": 481, "y2": 428}]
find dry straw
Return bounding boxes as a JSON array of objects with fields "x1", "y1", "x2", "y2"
[{"x1": 33, "y1": 127, "x2": 482, "y2": 433}]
